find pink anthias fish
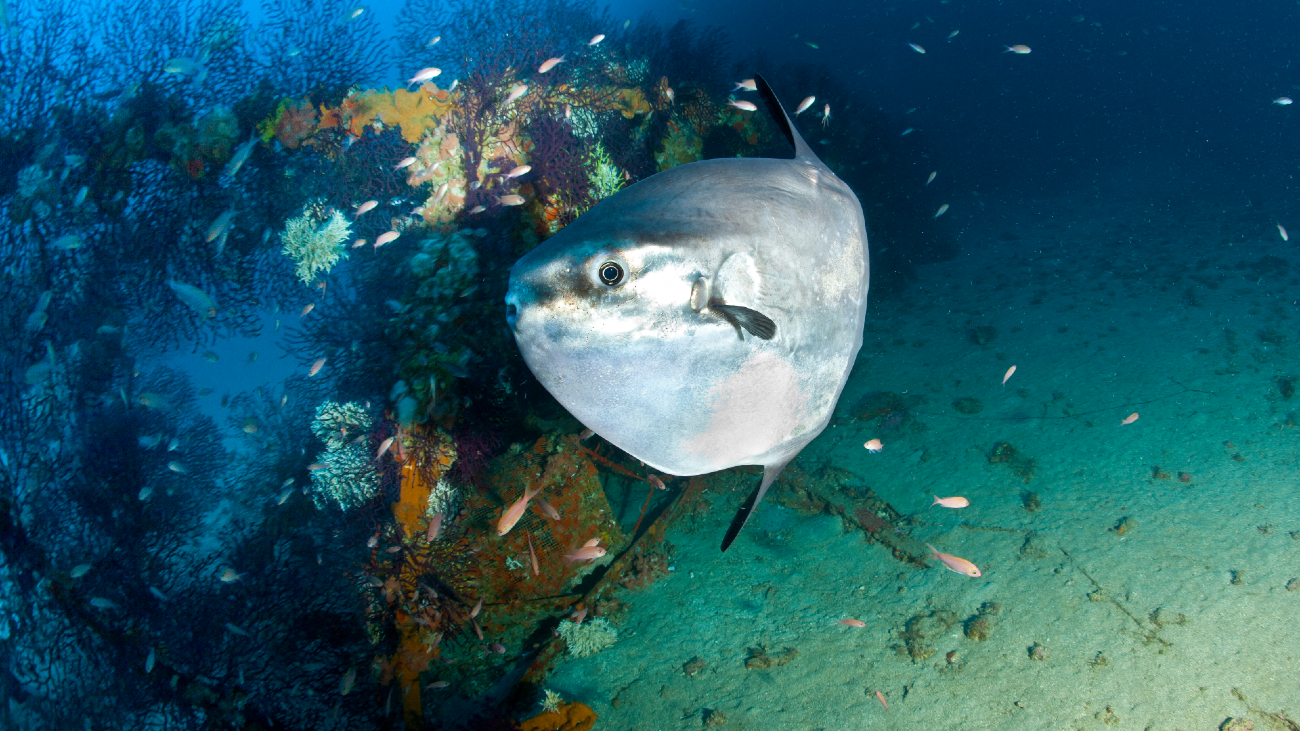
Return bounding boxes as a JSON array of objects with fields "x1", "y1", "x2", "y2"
[
  {"x1": 534, "y1": 498, "x2": 561, "y2": 520},
  {"x1": 504, "y1": 84, "x2": 528, "y2": 104},
  {"x1": 354, "y1": 200, "x2": 378, "y2": 216},
  {"x1": 863, "y1": 438, "x2": 883, "y2": 453},
  {"x1": 426, "y1": 513, "x2": 442, "y2": 541},
  {"x1": 837, "y1": 618, "x2": 866, "y2": 628},
  {"x1": 728, "y1": 99, "x2": 757, "y2": 112},
  {"x1": 926, "y1": 543, "x2": 981, "y2": 577},
  {"x1": 1004, "y1": 44, "x2": 1031, "y2": 54},
  {"x1": 504, "y1": 165, "x2": 531, "y2": 179},
  {"x1": 394, "y1": 156, "x2": 417, "y2": 170},
  {"x1": 498, "y1": 194, "x2": 526, "y2": 207},
  {"x1": 931, "y1": 496, "x2": 969, "y2": 509},
  {"x1": 588, "y1": 34, "x2": 605, "y2": 46},
  {"x1": 538, "y1": 56, "x2": 565, "y2": 73},
  {"x1": 1003, "y1": 365, "x2": 1016, "y2": 385},
  {"x1": 527, "y1": 533, "x2": 539, "y2": 576},
  {"x1": 822, "y1": 103, "x2": 832, "y2": 127},
  {"x1": 795, "y1": 95, "x2": 815, "y2": 115},
  {"x1": 497, "y1": 482, "x2": 542, "y2": 536},
  {"x1": 732, "y1": 79, "x2": 756, "y2": 91},
  {"x1": 407, "y1": 67, "x2": 441, "y2": 85},
  {"x1": 563, "y1": 544, "x2": 606, "y2": 564},
  {"x1": 374, "y1": 231, "x2": 400, "y2": 247},
  {"x1": 1120, "y1": 412, "x2": 1139, "y2": 426},
  {"x1": 308, "y1": 357, "x2": 326, "y2": 377}
]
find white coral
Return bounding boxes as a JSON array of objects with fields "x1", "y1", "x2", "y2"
[
  {"x1": 280, "y1": 201, "x2": 352, "y2": 284},
  {"x1": 557, "y1": 618, "x2": 617, "y2": 658}
]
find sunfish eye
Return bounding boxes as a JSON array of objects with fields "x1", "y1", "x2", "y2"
[{"x1": 598, "y1": 260, "x2": 625, "y2": 286}]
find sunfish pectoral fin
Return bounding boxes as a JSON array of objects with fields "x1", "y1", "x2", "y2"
[
  {"x1": 720, "y1": 460, "x2": 789, "y2": 552},
  {"x1": 708, "y1": 299, "x2": 776, "y2": 340},
  {"x1": 754, "y1": 74, "x2": 817, "y2": 162}
]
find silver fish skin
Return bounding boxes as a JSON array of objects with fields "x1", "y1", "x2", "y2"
[{"x1": 505, "y1": 75, "x2": 869, "y2": 551}]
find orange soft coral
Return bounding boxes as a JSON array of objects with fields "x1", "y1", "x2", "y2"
[{"x1": 520, "y1": 702, "x2": 597, "y2": 731}]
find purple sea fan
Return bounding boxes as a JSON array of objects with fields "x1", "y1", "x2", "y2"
[{"x1": 527, "y1": 114, "x2": 592, "y2": 229}]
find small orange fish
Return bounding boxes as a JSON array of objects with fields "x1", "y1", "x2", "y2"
[
  {"x1": 564, "y1": 545, "x2": 606, "y2": 564},
  {"x1": 795, "y1": 95, "x2": 815, "y2": 115},
  {"x1": 497, "y1": 482, "x2": 542, "y2": 536},
  {"x1": 1120, "y1": 412, "x2": 1139, "y2": 426},
  {"x1": 733, "y1": 79, "x2": 756, "y2": 91},
  {"x1": 926, "y1": 543, "x2": 981, "y2": 577},
  {"x1": 579, "y1": 428, "x2": 594, "y2": 440},
  {"x1": 374, "y1": 231, "x2": 400, "y2": 247},
  {"x1": 1002, "y1": 364, "x2": 1016, "y2": 386},
  {"x1": 504, "y1": 84, "x2": 527, "y2": 104},
  {"x1": 498, "y1": 194, "x2": 526, "y2": 206},
  {"x1": 583, "y1": 537, "x2": 600, "y2": 548},
  {"x1": 308, "y1": 357, "x2": 326, "y2": 377},
  {"x1": 527, "y1": 533, "x2": 539, "y2": 576},
  {"x1": 837, "y1": 618, "x2": 866, "y2": 628},
  {"x1": 504, "y1": 165, "x2": 531, "y2": 179},
  {"x1": 932, "y1": 496, "x2": 969, "y2": 509},
  {"x1": 728, "y1": 99, "x2": 757, "y2": 112},
  {"x1": 469, "y1": 596, "x2": 482, "y2": 619},
  {"x1": 351, "y1": 238, "x2": 368, "y2": 248},
  {"x1": 875, "y1": 690, "x2": 889, "y2": 712},
  {"x1": 376, "y1": 436, "x2": 394, "y2": 459},
  {"x1": 394, "y1": 156, "x2": 417, "y2": 170},
  {"x1": 535, "y1": 498, "x2": 561, "y2": 520},
  {"x1": 426, "y1": 513, "x2": 442, "y2": 541},
  {"x1": 300, "y1": 302, "x2": 314, "y2": 317},
  {"x1": 538, "y1": 56, "x2": 565, "y2": 73},
  {"x1": 588, "y1": 34, "x2": 604, "y2": 45},
  {"x1": 864, "y1": 438, "x2": 883, "y2": 453},
  {"x1": 1005, "y1": 44, "x2": 1031, "y2": 54},
  {"x1": 307, "y1": 462, "x2": 327, "y2": 471},
  {"x1": 822, "y1": 103, "x2": 832, "y2": 127},
  {"x1": 648, "y1": 474, "x2": 667, "y2": 490},
  {"x1": 571, "y1": 606, "x2": 588, "y2": 624}
]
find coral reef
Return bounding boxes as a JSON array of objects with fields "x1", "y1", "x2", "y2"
[
  {"x1": 280, "y1": 199, "x2": 352, "y2": 284},
  {"x1": 557, "y1": 617, "x2": 618, "y2": 658}
]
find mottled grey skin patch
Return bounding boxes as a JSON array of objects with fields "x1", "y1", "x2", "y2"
[{"x1": 505, "y1": 75, "x2": 869, "y2": 551}]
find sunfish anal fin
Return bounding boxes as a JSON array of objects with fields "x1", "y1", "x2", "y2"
[
  {"x1": 708, "y1": 299, "x2": 776, "y2": 340},
  {"x1": 720, "y1": 461, "x2": 789, "y2": 552}
]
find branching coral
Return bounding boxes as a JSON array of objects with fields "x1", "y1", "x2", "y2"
[
  {"x1": 308, "y1": 400, "x2": 380, "y2": 510},
  {"x1": 556, "y1": 617, "x2": 617, "y2": 657},
  {"x1": 280, "y1": 198, "x2": 352, "y2": 284}
]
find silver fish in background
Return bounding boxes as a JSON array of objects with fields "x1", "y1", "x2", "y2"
[{"x1": 505, "y1": 75, "x2": 869, "y2": 551}]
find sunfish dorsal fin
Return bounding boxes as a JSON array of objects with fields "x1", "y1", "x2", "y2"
[
  {"x1": 720, "y1": 460, "x2": 789, "y2": 552},
  {"x1": 754, "y1": 74, "x2": 817, "y2": 162}
]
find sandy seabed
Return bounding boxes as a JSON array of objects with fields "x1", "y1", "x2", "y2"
[{"x1": 545, "y1": 170, "x2": 1300, "y2": 731}]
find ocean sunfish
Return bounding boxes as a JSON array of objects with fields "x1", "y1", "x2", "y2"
[{"x1": 504, "y1": 75, "x2": 869, "y2": 551}]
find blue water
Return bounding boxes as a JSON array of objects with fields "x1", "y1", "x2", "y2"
[{"x1": 1, "y1": 0, "x2": 1297, "y2": 729}]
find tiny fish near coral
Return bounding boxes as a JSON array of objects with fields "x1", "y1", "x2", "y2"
[
  {"x1": 375, "y1": 231, "x2": 400, "y2": 247},
  {"x1": 538, "y1": 56, "x2": 565, "y2": 73},
  {"x1": 505, "y1": 84, "x2": 528, "y2": 104},
  {"x1": 727, "y1": 99, "x2": 757, "y2": 111},
  {"x1": 309, "y1": 357, "x2": 326, "y2": 377},
  {"x1": 407, "y1": 67, "x2": 441, "y2": 85},
  {"x1": 795, "y1": 95, "x2": 815, "y2": 115}
]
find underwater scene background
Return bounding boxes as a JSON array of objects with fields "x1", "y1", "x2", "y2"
[{"x1": 1, "y1": 0, "x2": 1298, "y2": 728}]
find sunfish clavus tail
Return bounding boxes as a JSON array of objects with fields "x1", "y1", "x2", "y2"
[{"x1": 505, "y1": 74, "x2": 869, "y2": 551}]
